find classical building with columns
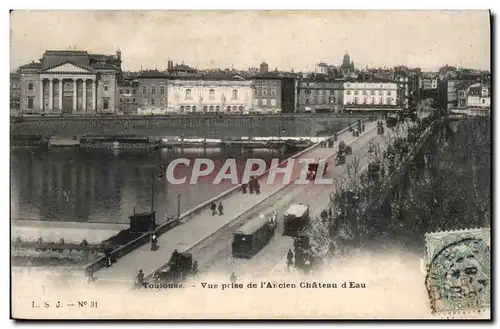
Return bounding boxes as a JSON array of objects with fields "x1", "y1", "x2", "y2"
[{"x1": 18, "y1": 50, "x2": 122, "y2": 114}]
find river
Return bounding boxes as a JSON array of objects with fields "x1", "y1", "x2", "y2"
[{"x1": 10, "y1": 147, "x2": 295, "y2": 224}]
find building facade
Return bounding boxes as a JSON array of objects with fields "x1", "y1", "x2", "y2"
[
  {"x1": 343, "y1": 81, "x2": 398, "y2": 111},
  {"x1": 314, "y1": 63, "x2": 329, "y2": 75},
  {"x1": 297, "y1": 78, "x2": 343, "y2": 113},
  {"x1": 251, "y1": 74, "x2": 295, "y2": 113},
  {"x1": 166, "y1": 76, "x2": 254, "y2": 113},
  {"x1": 466, "y1": 83, "x2": 490, "y2": 108},
  {"x1": 136, "y1": 70, "x2": 170, "y2": 114},
  {"x1": 10, "y1": 71, "x2": 20, "y2": 112},
  {"x1": 18, "y1": 50, "x2": 122, "y2": 114},
  {"x1": 117, "y1": 75, "x2": 139, "y2": 115}
]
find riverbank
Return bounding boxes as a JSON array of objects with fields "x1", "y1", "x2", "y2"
[
  {"x1": 11, "y1": 220, "x2": 128, "y2": 244},
  {"x1": 11, "y1": 134, "x2": 319, "y2": 150}
]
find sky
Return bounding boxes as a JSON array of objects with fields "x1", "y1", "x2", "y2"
[{"x1": 9, "y1": 10, "x2": 491, "y2": 72}]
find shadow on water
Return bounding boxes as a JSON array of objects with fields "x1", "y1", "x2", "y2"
[{"x1": 10, "y1": 147, "x2": 294, "y2": 224}]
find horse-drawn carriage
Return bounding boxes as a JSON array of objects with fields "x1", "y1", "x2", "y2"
[{"x1": 152, "y1": 251, "x2": 198, "y2": 284}]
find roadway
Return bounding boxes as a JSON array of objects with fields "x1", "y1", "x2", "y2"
[
  {"x1": 186, "y1": 124, "x2": 401, "y2": 283},
  {"x1": 93, "y1": 120, "x2": 381, "y2": 284}
]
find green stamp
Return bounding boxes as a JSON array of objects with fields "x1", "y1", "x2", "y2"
[{"x1": 425, "y1": 228, "x2": 490, "y2": 314}]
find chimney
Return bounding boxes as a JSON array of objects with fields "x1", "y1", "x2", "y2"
[
  {"x1": 168, "y1": 61, "x2": 174, "y2": 70},
  {"x1": 116, "y1": 49, "x2": 122, "y2": 61}
]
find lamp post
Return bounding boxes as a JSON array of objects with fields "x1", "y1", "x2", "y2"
[
  {"x1": 177, "y1": 193, "x2": 181, "y2": 219},
  {"x1": 348, "y1": 111, "x2": 353, "y2": 131}
]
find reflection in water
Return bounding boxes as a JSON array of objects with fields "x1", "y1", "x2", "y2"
[{"x1": 10, "y1": 147, "x2": 293, "y2": 224}]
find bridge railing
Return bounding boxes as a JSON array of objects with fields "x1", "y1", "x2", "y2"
[{"x1": 83, "y1": 119, "x2": 372, "y2": 275}]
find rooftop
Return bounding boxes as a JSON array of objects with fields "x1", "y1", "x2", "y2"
[
  {"x1": 236, "y1": 215, "x2": 270, "y2": 235},
  {"x1": 284, "y1": 204, "x2": 309, "y2": 217}
]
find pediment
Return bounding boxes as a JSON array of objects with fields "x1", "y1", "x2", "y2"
[{"x1": 45, "y1": 62, "x2": 94, "y2": 73}]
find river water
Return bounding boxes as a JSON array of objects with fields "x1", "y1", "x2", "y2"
[{"x1": 10, "y1": 147, "x2": 295, "y2": 224}]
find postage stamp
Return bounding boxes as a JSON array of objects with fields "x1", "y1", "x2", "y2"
[{"x1": 425, "y1": 228, "x2": 491, "y2": 314}]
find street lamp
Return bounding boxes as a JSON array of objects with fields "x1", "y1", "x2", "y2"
[
  {"x1": 177, "y1": 193, "x2": 181, "y2": 219},
  {"x1": 348, "y1": 111, "x2": 353, "y2": 131}
]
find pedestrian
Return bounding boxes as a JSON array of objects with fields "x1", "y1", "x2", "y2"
[
  {"x1": 255, "y1": 181, "x2": 261, "y2": 194},
  {"x1": 287, "y1": 249, "x2": 294, "y2": 271},
  {"x1": 104, "y1": 248, "x2": 112, "y2": 267},
  {"x1": 136, "y1": 270, "x2": 144, "y2": 288},
  {"x1": 230, "y1": 272, "x2": 237, "y2": 284},
  {"x1": 242, "y1": 183, "x2": 248, "y2": 194},
  {"x1": 218, "y1": 202, "x2": 224, "y2": 216},
  {"x1": 192, "y1": 261, "x2": 199, "y2": 275},
  {"x1": 151, "y1": 233, "x2": 158, "y2": 251},
  {"x1": 210, "y1": 202, "x2": 217, "y2": 216}
]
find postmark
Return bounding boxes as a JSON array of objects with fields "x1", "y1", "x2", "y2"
[{"x1": 425, "y1": 228, "x2": 490, "y2": 314}]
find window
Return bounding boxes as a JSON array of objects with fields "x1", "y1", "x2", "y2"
[
  {"x1": 227, "y1": 106, "x2": 231, "y2": 112},
  {"x1": 363, "y1": 90, "x2": 367, "y2": 95},
  {"x1": 346, "y1": 91, "x2": 351, "y2": 95},
  {"x1": 160, "y1": 86, "x2": 165, "y2": 95},
  {"x1": 209, "y1": 89, "x2": 215, "y2": 99},
  {"x1": 143, "y1": 86, "x2": 147, "y2": 94},
  {"x1": 203, "y1": 106, "x2": 208, "y2": 112},
  {"x1": 192, "y1": 106, "x2": 197, "y2": 111},
  {"x1": 239, "y1": 106, "x2": 244, "y2": 111},
  {"x1": 379, "y1": 91, "x2": 383, "y2": 96},
  {"x1": 354, "y1": 91, "x2": 359, "y2": 95},
  {"x1": 262, "y1": 99, "x2": 268, "y2": 106},
  {"x1": 152, "y1": 86, "x2": 156, "y2": 94},
  {"x1": 387, "y1": 91, "x2": 392, "y2": 96},
  {"x1": 104, "y1": 85, "x2": 108, "y2": 91},
  {"x1": 27, "y1": 97, "x2": 34, "y2": 109},
  {"x1": 305, "y1": 99, "x2": 310, "y2": 105},
  {"x1": 186, "y1": 106, "x2": 191, "y2": 111},
  {"x1": 133, "y1": 98, "x2": 136, "y2": 103},
  {"x1": 481, "y1": 99, "x2": 486, "y2": 104},
  {"x1": 305, "y1": 90, "x2": 311, "y2": 95},
  {"x1": 180, "y1": 106, "x2": 185, "y2": 112},
  {"x1": 252, "y1": 99, "x2": 258, "y2": 106},
  {"x1": 209, "y1": 106, "x2": 214, "y2": 111},
  {"x1": 263, "y1": 90, "x2": 267, "y2": 96},
  {"x1": 133, "y1": 89, "x2": 136, "y2": 94},
  {"x1": 354, "y1": 97, "x2": 359, "y2": 104},
  {"x1": 143, "y1": 98, "x2": 149, "y2": 105},
  {"x1": 363, "y1": 97, "x2": 367, "y2": 104},
  {"x1": 371, "y1": 97, "x2": 375, "y2": 104},
  {"x1": 216, "y1": 106, "x2": 220, "y2": 112},
  {"x1": 126, "y1": 89, "x2": 130, "y2": 94},
  {"x1": 120, "y1": 89, "x2": 123, "y2": 94},
  {"x1": 103, "y1": 98, "x2": 109, "y2": 109},
  {"x1": 271, "y1": 89, "x2": 276, "y2": 97},
  {"x1": 186, "y1": 89, "x2": 192, "y2": 99},
  {"x1": 254, "y1": 89, "x2": 258, "y2": 96},
  {"x1": 232, "y1": 89, "x2": 238, "y2": 99},
  {"x1": 151, "y1": 98, "x2": 156, "y2": 105},
  {"x1": 370, "y1": 90, "x2": 375, "y2": 95},
  {"x1": 28, "y1": 83, "x2": 33, "y2": 91},
  {"x1": 271, "y1": 99, "x2": 277, "y2": 107},
  {"x1": 233, "y1": 106, "x2": 238, "y2": 111},
  {"x1": 119, "y1": 99, "x2": 122, "y2": 103}
]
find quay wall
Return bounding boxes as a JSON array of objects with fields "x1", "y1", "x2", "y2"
[{"x1": 10, "y1": 114, "x2": 372, "y2": 138}]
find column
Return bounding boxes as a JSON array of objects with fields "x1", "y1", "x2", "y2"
[
  {"x1": 49, "y1": 79, "x2": 53, "y2": 111},
  {"x1": 73, "y1": 79, "x2": 77, "y2": 112},
  {"x1": 58, "y1": 79, "x2": 63, "y2": 111},
  {"x1": 92, "y1": 79, "x2": 96, "y2": 112},
  {"x1": 39, "y1": 79, "x2": 44, "y2": 112},
  {"x1": 83, "y1": 80, "x2": 87, "y2": 111}
]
